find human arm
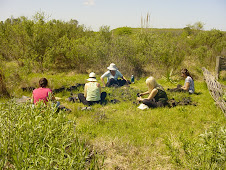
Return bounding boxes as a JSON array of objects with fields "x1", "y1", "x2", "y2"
[
  {"x1": 139, "y1": 91, "x2": 150, "y2": 96},
  {"x1": 101, "y1": 71, "x2": 109, "y2": 87},
  {"x1": 122, "y1": 75, "x2": 127, "y2": 81},
  {"x1": 97, "y1": 83, "x2": 101, "y2": 94},
  {"x1": 137, "y1": 89, "x2": 158, "y2": 102},
  {"x1": 122, "y1": 75, "x2": 129, "y2": 84},
  {"x1": 100, "y1": 77, "x2": 106, "y2": 87},
  {"x1": 181, "y1": 82, "x2": 190, "y2": 91},
  {"x1": 84, "y1": 83, "x2": 88, "y2": 98}
]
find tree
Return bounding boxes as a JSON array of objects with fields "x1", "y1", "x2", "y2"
[{"x1": 186, "y1": 21, "x2": 205, "y2": 31}]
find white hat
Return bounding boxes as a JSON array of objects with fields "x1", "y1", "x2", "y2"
[
  {"x1": 87, "y1": 72, "x2": 97, "y2": 81},
  {"x1": 107, "y1": 63, "x2": 118, "y2": 71}
]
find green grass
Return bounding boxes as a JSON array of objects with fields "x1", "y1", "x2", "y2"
[
  {"x1": 0, "y1": 100, "x2": 101, "y2": 169},
  {"x1": 1, "y1": 72, "x2": 225, "y2": 169}
]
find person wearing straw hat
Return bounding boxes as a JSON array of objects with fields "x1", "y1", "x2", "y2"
[
  {"x1": 100, "y1": 63, "x2": 128, "y2": 87},
  {"x1": 78, "y1": 72, "x2": 107, "y2": 106}
]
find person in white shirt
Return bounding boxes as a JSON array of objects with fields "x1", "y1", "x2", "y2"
[
  {"x1": 181, "y1": 68, "x2": 195, "y2": 93},
  {"x1": 167, "y1": 68, "x2": 195, "y2": 94},
  {"x1": 100, "y1": 63, "x2": 128, "y2": 87}
]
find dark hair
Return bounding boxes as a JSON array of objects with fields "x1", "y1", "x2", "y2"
[
  {"x1": 39, "y1": 78, "x2": 48, "y2": 88},
  {"x1": 181, "y1": 68, "x2": 193, "y2": 80}
]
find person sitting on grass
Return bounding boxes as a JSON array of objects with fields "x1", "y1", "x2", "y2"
[
  {"x1": 100, "y1": 63, "x2": 129, "y2": 87},
  {"x1": 137, "y1": 76, "x2": 168, "y2": 108},
  {"x1": 168, "y1": 68, "x2": 195, "y2": 94},
  {"x1": 181, "y1": 68, "x2": 195, "y2": 93},
  {"x1": 78, "y1": 72, "x2": 107, "y2": 106},
  {"x1": 32, "y1": 78, "x2": 55, "y2": 105},
  {"x1": 32, "y1": 78, "x2": 70, "y2": 111}
]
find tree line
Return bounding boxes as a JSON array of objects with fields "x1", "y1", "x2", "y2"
[{"x1": 0, "y1": 12, "x2": 225, "y2": 78}]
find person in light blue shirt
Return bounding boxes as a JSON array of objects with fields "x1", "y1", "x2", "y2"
[
  {"x1": 100, "y1": 63, "x2": 128, "y2": 87},
  {"x1": 181, "y1": 68, "x2": 195, "y2": 93},
  {"x1": 167, "y1": 68, "x2": 195, "y2": 94}
]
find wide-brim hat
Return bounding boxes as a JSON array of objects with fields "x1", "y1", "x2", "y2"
[
  {"x1": 107, "y1": 63, "x2": 118, "y2": 71},
  {"x1": 87, "y1": 72, "x2": 97, "y2": 81}
]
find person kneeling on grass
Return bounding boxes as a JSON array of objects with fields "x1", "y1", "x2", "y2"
[
  {"x1": 137, "y1": 76, "x2": 168, "y2": 108},
  {"x1": 100, "y1": 63, "x2": 129, "y2": 87},
  {"x1": 32, "y1": 78, "x2": 70, "y2": 112},
  {"x1": 78, "y1": 72, "x2": 107, "y2": 106}
]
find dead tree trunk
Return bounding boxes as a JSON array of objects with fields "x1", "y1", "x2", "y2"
[{"x1": 0, "y1": 72, "x2": 10, "y2": 98}]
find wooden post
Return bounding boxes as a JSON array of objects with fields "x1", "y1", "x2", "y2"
[{"x1": 216, "y1": 56, "x2": 220, "y2": 80}]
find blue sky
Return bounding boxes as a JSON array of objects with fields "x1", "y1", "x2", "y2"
[{"x1": 0, "y1": 0, "x2": 226, "y2": 31}]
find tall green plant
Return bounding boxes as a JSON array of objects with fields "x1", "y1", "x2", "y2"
[{"x1": 0, "y1": 101, "x2": 101, "y2": 169}]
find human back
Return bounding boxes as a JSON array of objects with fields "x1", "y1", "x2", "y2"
[
  {"x1": 32, "y1": 78, "x2": 53, "y2": 104},
  {"x1": 86, "y1": 82, "x2": 101, "y2": 101}
]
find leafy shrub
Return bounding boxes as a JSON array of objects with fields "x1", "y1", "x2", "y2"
[{"x1": 113, "y1": 27, "x2": 132, "y2": 36}]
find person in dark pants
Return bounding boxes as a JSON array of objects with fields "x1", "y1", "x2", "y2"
[
  {"x1": 78, "y1": 72, "x2": 106, "y2": 106},
  {"x1": 137, "y1": 76, "x2": 168, "y2": 108},
  {"x1": 100, "y1": 63, "x2": 128, "y2": 87}
]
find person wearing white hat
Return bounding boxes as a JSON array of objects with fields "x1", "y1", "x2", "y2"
[
  {"x1": 100, "y1": 63, "x2": 128, "y2": 87},
  {"x1": 78, "y1": 72, "x2": 106, "y2": 105}
]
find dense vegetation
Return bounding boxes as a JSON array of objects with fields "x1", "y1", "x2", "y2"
[
  {"x1": 0, "y1": 12, "x2": 226, "y2": 79},
  {"x1": 0, "y1": 13, "x2": 225, "y2": 169},
  {"x1": 0, "y1": 100, "x2": 101, "y2": 169}
]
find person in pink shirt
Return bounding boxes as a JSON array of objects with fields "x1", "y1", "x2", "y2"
[{"x1": 32, "y1": 78, "x2": 54, "y2": 104}]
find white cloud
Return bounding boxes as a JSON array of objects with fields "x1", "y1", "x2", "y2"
[{"x1": 83, "y1": 0, "x2": 95, "y2": 6}]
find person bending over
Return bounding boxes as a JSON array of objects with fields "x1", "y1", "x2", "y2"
[
  {"x1": 78, "y1": 72, "x2": 106, "y2": 106},
  {"x1": 137, "y1": 76, "x2": 168, "y2": 108},
  {"x1": 100, "y1": 63, "x2": 128, "y2": 87}
]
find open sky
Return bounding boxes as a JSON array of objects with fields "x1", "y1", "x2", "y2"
[{"x1": 0, "y1": 0, "x2": 226, "y2": 31}]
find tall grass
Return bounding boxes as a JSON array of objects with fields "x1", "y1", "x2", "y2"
[{"x1": 0, "y1": 100, "x2": 101, "y2": 169}]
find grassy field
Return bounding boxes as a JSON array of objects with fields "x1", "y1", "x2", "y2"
[{"x1": 1, "y1": 72, "x2": 225, "y2": 169}]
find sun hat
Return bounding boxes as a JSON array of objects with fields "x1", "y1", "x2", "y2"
[
  {"x1": 107, "y1": 63, "x2": 118, "y2": 71},
  {"x1": 87, "y1": 72, "x2": 97, "y2": 81}
]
